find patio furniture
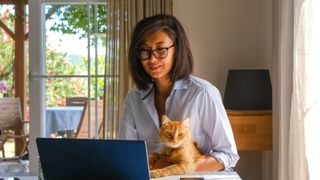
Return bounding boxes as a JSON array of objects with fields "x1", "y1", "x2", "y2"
[
  {"x1": 47, "y1": 100, "x2": 103, "y2": 139},
  {"x1": 0, "y1": 97, "x2": 29, "y2": 160},
  {"x1": 46, "y1": 106, "x2": 84, "y2": 137},
  {"x1": 74, "y1": 100, "x2": 104, "y2": 139},
  {"x1": 65, "y1": 97, "x2": 88, "y2": 106}
]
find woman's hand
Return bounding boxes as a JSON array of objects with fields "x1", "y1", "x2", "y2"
[
  {"x1": 153, "y1": 155, "x2": 172, "y2": 169},
  {"x1": 149, "y1": 152, "x2": 172, "y2": 170},
  {"x1": 195, "y1": 156, "x2": 225, "y2": 171}
]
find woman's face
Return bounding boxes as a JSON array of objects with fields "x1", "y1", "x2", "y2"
[{"x1": 139, "y1": 31, "x2": 175, "y2": 81}]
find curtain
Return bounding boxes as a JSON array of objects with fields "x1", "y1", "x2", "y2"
[
  {"x1": 103, "y1": 0, "x2": 173, "y2": 139},
  {"x1": 273, "y1": 0, "x2": 293, "y2": 178},
  {"x1": 293, "y1": 0, "x2": 320, "y2": 179},
  {"x1": 274, "y1": 0, "x2": 320, "y2": 179}
]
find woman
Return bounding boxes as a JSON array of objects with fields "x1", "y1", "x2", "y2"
[{"x1": 117, "y1": 14, "x2": 239, "y2": 171}]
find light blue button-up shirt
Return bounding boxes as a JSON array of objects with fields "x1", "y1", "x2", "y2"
[{"x1": 117, "y1": 76, "x2": 239, "y2": 169}]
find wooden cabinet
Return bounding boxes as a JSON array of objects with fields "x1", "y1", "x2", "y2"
[{"x1": 227, "y1": 110, "x2": 272, "y2": 151}]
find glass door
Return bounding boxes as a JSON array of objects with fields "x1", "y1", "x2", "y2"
[
  {"x1": 29, "y1": 0, "x2": 109, "y2": 173},
  {"x1": 43, "y1": 2, "x2": 107, "y2": 139}
]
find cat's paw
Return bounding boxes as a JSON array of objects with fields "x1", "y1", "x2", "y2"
[
  {"x1": 150, "y1": 169, "x2": 172, "y2": 178},
  {"x1": 150, "y1": 169, "x2": 164, "y2": 178}
]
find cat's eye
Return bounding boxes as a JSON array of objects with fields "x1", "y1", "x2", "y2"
[
  {"x1": 178, "y1": 132, "x2": 183, "y2": 138},
  {"x1": 166, "y1": 131, "x2": 172, "y2": 137}
]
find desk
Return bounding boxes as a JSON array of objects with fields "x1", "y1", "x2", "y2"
[
  {"x1": 0, "y1": 173, "x2": 37, "y2": 180},
  {"x1": 46, "y1": 106, "x2": 84, "y2": 137},
  {"x1": 152, "y1": 171, "x2": 241, "y2": 180},
  {"x1": 0, "y1": 171, "x2": 240, "y2": 180},
  {"x1": 227, "y1": 110, "x2": 272, "y2": 150}
]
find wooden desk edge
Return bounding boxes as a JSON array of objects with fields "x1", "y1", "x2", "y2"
[{"x1": 226, "y1": 109, "x2": 272, "y2": 116}]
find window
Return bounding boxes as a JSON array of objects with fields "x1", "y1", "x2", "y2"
[{"x1": 29, "y1": 0, "x2": 117, "y2": 140}]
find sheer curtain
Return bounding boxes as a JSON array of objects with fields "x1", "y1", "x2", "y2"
[
  {"x1": 103, "y1": 0, "x2": 173, "y2": 139},
  {"x1": 293, "y1": 0, "x2": 320, "y2": 179},
  {"x1": 274, "y1": 0, "x2": 320, "y2": 179}
]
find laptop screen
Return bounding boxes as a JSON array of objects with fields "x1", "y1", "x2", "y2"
[{"x1": 36, "y1": 138, "x2": 150, "y2": 180}]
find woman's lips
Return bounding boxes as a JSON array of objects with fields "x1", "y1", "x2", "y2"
[{"x1": 149, "y1": 65, "x2": 161, "y2": 72}]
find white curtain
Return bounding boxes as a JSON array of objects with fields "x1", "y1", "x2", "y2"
[
  {"x1": 293, "y1": 0, "x2": 320, "y2": 179},
  {"x1": 274, "y1": 0, "x2": 320, "y2": 179},
  {"x1": 103, "y1": 0, "x2": 173, "y2": 139}
]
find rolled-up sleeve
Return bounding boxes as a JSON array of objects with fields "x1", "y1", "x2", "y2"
[{"x1": 198, "y1": 85, "x2": 239, "y2": 170}]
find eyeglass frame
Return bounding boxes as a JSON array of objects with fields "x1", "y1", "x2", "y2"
[{"x1": 137, "y1": 44, "x2": 175, "y2": 61}]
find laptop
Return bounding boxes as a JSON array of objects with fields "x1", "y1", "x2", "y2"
[{"x1": 36, "y1": 138, "x2": 150, "y2": 180}]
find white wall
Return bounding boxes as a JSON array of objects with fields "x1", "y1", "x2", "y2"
[
  {"x1": 173, "y1": 0, "x2": 273, "y2": 180},
  {"x1": 173, "y1": 0, "x2": 272, "y2": 94}
]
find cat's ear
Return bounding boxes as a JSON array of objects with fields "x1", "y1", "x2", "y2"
[
  {"x1": 183, "y1": 117, "x2": 191, "y2": 127},
  {"x1": 161, "y1": 115, "x2": 170, "y2": 125}
]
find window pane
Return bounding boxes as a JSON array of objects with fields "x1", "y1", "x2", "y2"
[
  {"x1": 44, "y1": 4, "x2": 106, "y2": 76},
  {"x1": 44, "y1": 3, "x2": 107, "y2": 139}
]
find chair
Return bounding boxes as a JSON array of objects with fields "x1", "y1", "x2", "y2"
[
  {"x1": 0, "y1": 97, "x2": 29, "y2": 161},
  {"x1": 74, "y1": 100, "x2": 104, "y2": 139},
  {"x1": 65, "y1": 97, "x2": 88, "y2": 106}
]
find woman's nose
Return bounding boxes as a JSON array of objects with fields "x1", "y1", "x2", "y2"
[{"x1": 148, "y1": 54, "x2": 158, "y2": 62}]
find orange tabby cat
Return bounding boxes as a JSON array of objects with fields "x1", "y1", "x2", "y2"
[{"x1": 149, "y1": 115, "x2": 206, "y2": 178}]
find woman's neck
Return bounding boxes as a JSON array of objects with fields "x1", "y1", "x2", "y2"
[{"x1": 155, "y1": 77, "x2": 173, "y2": 98}]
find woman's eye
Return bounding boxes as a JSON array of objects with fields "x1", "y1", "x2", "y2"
[
  {"x1": 155, "y1": 48, "x2": 166, "y2": 53},
  {"x1": 140, "y1": 50, "x2": 149, "y2": 55}
]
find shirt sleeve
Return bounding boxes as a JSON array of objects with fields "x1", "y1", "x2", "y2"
[
  {"x1": 197, "y1": 85, "x2": 239, "y2": 170},
  {"x1": 117, "y1": 92, "x2": 138, "y2": 140}
]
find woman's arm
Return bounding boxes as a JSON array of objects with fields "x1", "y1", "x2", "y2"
[
  {"x1": 151, "y1": 154, "x2": 224, "y2": 171},
  {"x1": 195, "y1": 85, "x2": 239, "y2": 170},
  {"x1": 195, "y1": 156, "x2": 224, "y2": 171}
]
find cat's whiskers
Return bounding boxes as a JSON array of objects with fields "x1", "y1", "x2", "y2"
[
  {"x1": 166, "y1": 142, "x2": 182, "y2": 148},
  {"x1": 149, "y1": 115, "x2": 205, "y2": 178}
]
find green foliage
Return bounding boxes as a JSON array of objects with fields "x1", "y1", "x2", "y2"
[
  {"x1": 46, "y1": 4, "x2": 107, "y2": 40},
  {"x1": 0, "y1": 6, "x2": 15, "y2": 95},
  {"x1": 1, "y1": 5, "x2": 108, "y2": 107},
  {"x1": 45, "y1": 49, "x2": 86, "y2": 106},
  {"x1": 45, "y1": 50, "x2": 107, "y2": 106},
  {"x1": 79, "y1": 55, "x2": 106, "y2": 98},
  {"x1": 0, "y1": 33, "x2": 14, "y2": 88}
]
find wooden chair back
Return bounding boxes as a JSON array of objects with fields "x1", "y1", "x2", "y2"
[
  {"x1": 66, "y1": 97, "x2": 88, "y2": 106},
  {"x1": 75, "y1": 100, "x2": 104, "y2": 139},
  {"x1": 0, "y1": 97, "x2": 29, "y2": 158},
  {"x1": 0, "y1": 97, "x2": 22, "y2": 132}
]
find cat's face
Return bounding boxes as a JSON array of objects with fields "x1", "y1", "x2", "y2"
[{"x1": 159, "y1": 115, "x2": 191, "y2": 148}]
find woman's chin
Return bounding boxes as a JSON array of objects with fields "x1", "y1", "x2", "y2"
[{"x1": 149, "y1": 73, "x2": 163, "y2": 79}]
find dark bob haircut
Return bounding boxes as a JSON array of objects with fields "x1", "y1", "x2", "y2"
[{"x1": 128, "y1": 14, "x2": 194, "y2": 90}]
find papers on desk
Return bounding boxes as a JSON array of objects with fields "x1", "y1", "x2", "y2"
[
  {"x1": 0, "y1": 173, "x2": 38, "y2": 180},
  {"x1": 151, "y1": 171, "x2": 241, "y2": 180}
]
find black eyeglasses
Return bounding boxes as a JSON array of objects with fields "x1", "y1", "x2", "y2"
[{"x1": 137, "y1": 44, "x2": 175, "y2": 61}]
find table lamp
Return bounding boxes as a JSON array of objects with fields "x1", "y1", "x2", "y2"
[{"x1": 223, "y1": 69, "x2": 272, "y2": 110}]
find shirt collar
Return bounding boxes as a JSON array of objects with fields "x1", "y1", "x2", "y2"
[
  {"x1": 139, "y1": 78, "x2": 188, "y2": 100},
  {"x1": 140, "y1": 83, "x2": 154, "y2": 100},
  {"x1": 172, "y1": 78, "x2": 188, "y2": 90}
]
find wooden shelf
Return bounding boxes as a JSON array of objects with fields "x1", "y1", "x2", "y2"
[{"x1": 227, "y1": 109, "x2": 272, "y2": 151}]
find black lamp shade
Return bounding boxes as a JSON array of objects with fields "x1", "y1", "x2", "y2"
[{"x1": 223, "y1": 69, "x2": 272, "y2": 110}]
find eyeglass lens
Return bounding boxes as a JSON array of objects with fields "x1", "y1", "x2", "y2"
[{"x1": 138, "y1": 45, "x2": 174, "y2": 61}]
